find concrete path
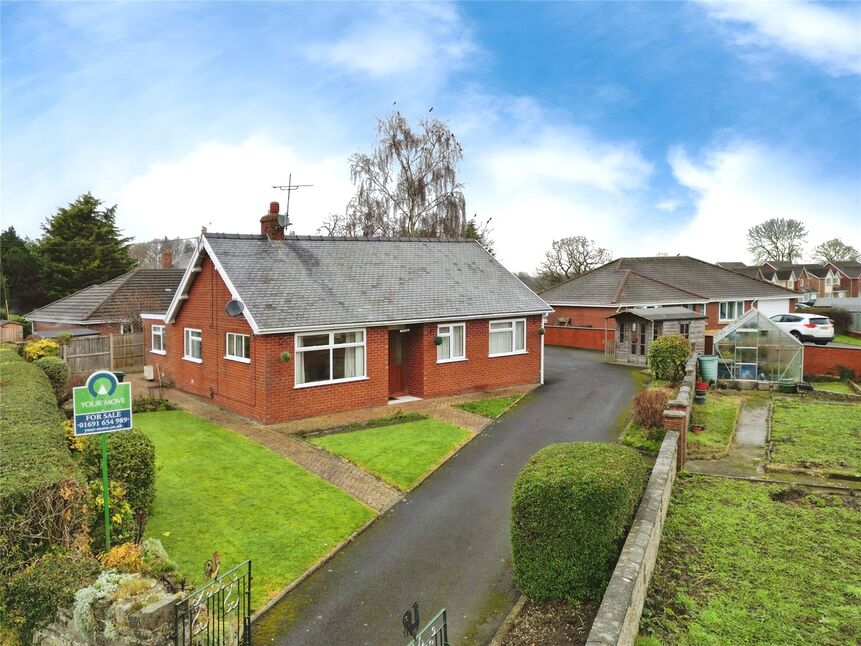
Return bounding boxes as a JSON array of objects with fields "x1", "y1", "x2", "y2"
[
  {"x1": 687, "y1": 398, "x2": 769, "y2": 479},
  {"x1": 734, "y1": 400, "x2": 769, "y2": 446},
  {"x1": 252, "y1": 347, "x2": 637, "y2": 646}
]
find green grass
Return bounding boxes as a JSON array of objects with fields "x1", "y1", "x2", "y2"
[
  {"x1": 456, "y1": 395, "x2": 521, "y2": 418},
  {"x1": 814, "y1": 381, "x2": 856, "y2": 394},
  {"x1": 620, "y1": 422, "x2": 664, "y2": 454},
  {"x1": 834, "y1": 334, "x2": 861, "y2": 347},
  {"x1": 310, "y1": 419, "x2": 471, "y2": 490},
  {"x1": 771, "y1": 399, "x2": 861, "y2": 475},
  {"x1": 688, "y1": 394, "x2": 742, "y2": 458},
  {"x1": 136, "y1": 411, "x2": 375, "y2": 608},
  {"x1": 640, "y1": 475, "x2": 861, "y2": 645}
]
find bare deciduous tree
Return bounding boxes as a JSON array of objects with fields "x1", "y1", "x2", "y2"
[
  {"x1": 746, "y1": 218, "x2": 807, "y2": 264},
  {"x1": 115, "y1": 289, "x2": 162, "y2": 333},
  {"x1": 127, "y1": 237, "x2": 196, "y2": 268},
  {"x1": 812, "y1": 238, "x2": 860, "y2": 264},
  {"x1": 538, "y1": 236, "x2": 612, "y2": 286}
]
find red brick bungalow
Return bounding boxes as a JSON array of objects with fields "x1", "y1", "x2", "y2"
[{"x1": 142, "y1": 208, "x2": 552, "y2": 423}]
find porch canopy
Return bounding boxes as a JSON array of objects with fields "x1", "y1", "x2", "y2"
[
  {"x1": 606, "y1": 306, "x2": 707, "y2": 323},
  {"x1": 713, "y1": 308, "x2": 803, "y2": 382}
]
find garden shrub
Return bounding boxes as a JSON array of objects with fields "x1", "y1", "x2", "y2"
[
  {"x1": 100, "y1": 542, "x2": 143, "y2": 573},
  {"x1": 0, "y1": 550, "x2": 101, "y2": 645},
  {"x1": 805, "y1": 306, "x2": 851, "y2": 335},
  {"x1": 34, "y1": 356, "x2": 70, "y2": 402},
  {"x1": 632, "y1": 389, "x2": 670, "y2": 431},
  {"x1": 647, "y1": 334, "x2": 691, "y2": 381},
  {"x1": 132, "y1": 394, "x2": 177, "y2": 413},
  {"x1": 0, "y1": 347, "x2": 85, "y2": 576},
  {"x1": 22, "y1": 338, "x2": 59, "y2": 361},
  {"x1": 511, "y1": 443, "x2": 647, "y2": 602},
  {"x1": 141, "y1": 539, "x2": 182, "y2": 591}
]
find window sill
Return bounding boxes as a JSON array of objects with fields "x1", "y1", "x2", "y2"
[
  {"x1": 150, "y1": 350, "x2": 166, "y2": 356},
  {"x1": 489, "y1": 350, "x2": 528, "y2": 358},
  {"x1": 294, "y1": 376, "x2": 369, "y2": 390},
  {"x1": 224, "y1": 355, "x2": 251, "y2": 364},
  {"x1": 437, "y1": 357, "x2": 467, "y2": 364},
  {"x1": 182, "y1": 356, "x2": 203, "y2": 364}
]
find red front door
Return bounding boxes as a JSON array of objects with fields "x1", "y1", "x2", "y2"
[{"x1": 389, "y1": 331, "x2": 405, "y2": 397}]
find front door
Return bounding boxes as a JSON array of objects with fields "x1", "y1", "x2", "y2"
[{"x1": 388, "y1": 331, "x2": 405, "y2": 397}]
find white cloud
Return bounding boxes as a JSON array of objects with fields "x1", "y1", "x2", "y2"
[
  {"x1": 665, "y1": 141, "x2": 861, "y2": 262},
  {"x1": 302, "y1": 3, "x2": 478, "y2": 80},
  {"x1": 700, "y1": 0, "x2": 861, "y2": 75},
  {"x1": 113, "y1": 137, "x2": 354, "y2": 241}
]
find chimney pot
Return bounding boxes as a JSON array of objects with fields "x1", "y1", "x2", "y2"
[
  {"x1": 269, "y1": 201, "x2": 280, "y2": 215},
  {"x1": 261, "y1": 202, "x2": 284, "y2": 240}
]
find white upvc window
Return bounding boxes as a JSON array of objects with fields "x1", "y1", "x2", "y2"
[
  {"x1": 437, "y1": 323, "x2": 466, "y2": 363},
  {"x1": 489, "y1": 319, "x2": 526, "y2": 357},
  {"x1": 183, "y1": 328, "x2": 202, "y2": 362},
  {"x1": 718, "y1": 301, "x2": 744, "y2": 322},
  {"x1": 295, "y1": 329, "x2": 366, "y2": 388},
  {"x1": 151, "y1": 325, "x2": 166, "y2": 355},
  {"x1": 225, "y1": 332, "x2": 251, "y2": 363}
]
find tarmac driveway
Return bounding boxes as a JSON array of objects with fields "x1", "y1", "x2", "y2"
[{"x1": 253, "y1": 346, "x2": 637, "y2": 646}]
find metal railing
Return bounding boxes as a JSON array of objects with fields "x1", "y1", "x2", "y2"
[
  {"x1": 406, "y1": 609, "x2": 449, "y2": 646},
  {"x1": 175, "y1": 560, "x2": 251, "y2": 646}
]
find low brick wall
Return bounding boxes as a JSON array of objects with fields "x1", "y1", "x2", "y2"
[
  {"x1": 545, "y1": 326, "x2": 613, "y2": 351},
  {"x1": 585, "y1": 430, "x2": 679, "y2": 646},
  {"x1": 803, "y1": 344, "x2": 861, "y2": 377}
]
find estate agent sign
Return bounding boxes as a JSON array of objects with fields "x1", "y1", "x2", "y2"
[{"x1": 73, "y1": 371, "x2": 133, "y2": 550}]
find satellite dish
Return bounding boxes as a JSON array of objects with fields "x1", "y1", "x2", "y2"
[
  {"x1": 226, "y1": 300, "x2": 245, "y2": 317},
  {"x1": 277, "y1": 212, "x2": 290, "y2": 229}
]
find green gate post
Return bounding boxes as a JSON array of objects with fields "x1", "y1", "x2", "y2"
[{"x1": 101, "y1": 433, "x2": 111, "y2": 552}]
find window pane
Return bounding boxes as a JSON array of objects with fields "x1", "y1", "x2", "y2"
[
  {"x1": 452, "y1": 325, "x2": 464, "y2": 358},
  {"x1": 242, "y1": 336, "x2": 250, "y2": 358},
  {"x1": 438, "y1": 335, "x2": 451, "y2": 361},
  {"x1": 298, "y1": 348, "x2": 330, "y2": 383},
  {"x1": 333, "y1": 346, "x2": 364, "y2": 379},
  {"x1": 298, "y1": 334, "x2": 330, "y2": 348},
  {"x1": 514, "y1": 321, "x2": 525, "y2": 351},
  {"x1": 334, "y1": 331, "x2": 363, "y2": 345},
  {"x1": 490, "y1": 330, "x2": 513, "y2": 355},
  {"x1": 490, "y1": 321, "x2": 511, "y2": 331}
]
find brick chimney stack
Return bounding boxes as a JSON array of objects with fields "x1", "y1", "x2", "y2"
[
  {"x1": 160, "y1": 242, "x2": 172, "y2": 269},
  {"x1": 261, "y1": 201, "x2": 284, "y2": 240}
]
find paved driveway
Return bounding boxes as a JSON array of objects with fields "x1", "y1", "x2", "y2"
[{"x1": 253, "y1": 347, "x2": 636, "y2": 646}]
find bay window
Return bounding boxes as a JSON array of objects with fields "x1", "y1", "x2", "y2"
[
  {"x1": 295, "y1": 329, "x2": 366, "y2": 387},
  {"x1": 437, "y1": 323, "x2": 466, "y2": 362},
  {"x1": 489, "y1": 319, "x2": 526, "y2": 357}
]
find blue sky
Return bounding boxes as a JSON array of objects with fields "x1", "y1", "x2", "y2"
[{"x1": 2, "y1": 1, "x2": 860, "y2": 272}]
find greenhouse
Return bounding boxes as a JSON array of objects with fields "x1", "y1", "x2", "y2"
[{"x1": 713, "y1": 308, "x2": 804, "y2": 383}]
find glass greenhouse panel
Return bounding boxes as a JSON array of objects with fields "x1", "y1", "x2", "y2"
[{"x1": 713, "y1": 309, "x2": 803, "y2": 383}]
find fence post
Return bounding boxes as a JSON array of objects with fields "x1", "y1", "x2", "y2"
[{"x1": 110, "y1": 334, "x2": 115, "y2": 371}]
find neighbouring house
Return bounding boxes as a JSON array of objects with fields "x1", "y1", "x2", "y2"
[
  {"x1": 812, "y1": 296, "x2": 861, "y2": 334},
  {"x1": 606, "y1": 307, "x2": 707, "y2": 365},
  {"x1": 26, "y1": 250, "x2": 185, "y2": 337},
  {"x1": 540, "y1": 256, "x2": 798, "y2": 336},
  {"x1": 715, "y1": 261, "x2": 761, "y2": 279},
  {"x1": 0, "y1": 319, "x2": 24, "y2": 343},
  {"x1": 788, "y1": 264, "x2": 844, "y2": 298},
  {"x1": 141, "y1": 202, "x2": 552, "y2": 424},
  {"x1": 825, "y1": 262, "x2": 861, "y2": 298}
]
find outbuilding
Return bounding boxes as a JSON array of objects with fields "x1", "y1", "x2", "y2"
[{"x1": 605, "y1": 307, "x2": 706, "y2": 365}]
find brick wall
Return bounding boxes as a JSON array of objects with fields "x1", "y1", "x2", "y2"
[
  {"x1": 803, "y1": 345, "x2": 861, "y2": 377},
  {"x1": 545, "y1": 326, "x2": 613, "y2": 351},
  {"x1": 548, "y1": 305, "x2": 617, "y2": 329}
]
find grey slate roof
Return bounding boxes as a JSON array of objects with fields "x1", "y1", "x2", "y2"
[
  {"x1": 27, "y1": 269, "x2": 185, "y2": 323},
  {"x1": 185, "y1": 234, "x2": 551, "y2": 332},
  {"x1": 831, "y1": 263, "x2": 861, "y2": 278},
  {"x1": 540, "y1": 256, "x2": 795, "y2": 306},
  {"x1": 607, "y1": 307, "x2": 707, "y2": 322}
]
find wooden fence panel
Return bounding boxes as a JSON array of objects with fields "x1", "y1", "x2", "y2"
[
  {"x1": 111, "y1": 333, "x2": 144, "y2": 372},
  {"x1": 63, "y1": 336, "x2": 111, "y2": 374}
]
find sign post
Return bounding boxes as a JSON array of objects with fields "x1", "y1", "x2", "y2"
[{"x1": 72, "y1": 370, "x2": 133, "y2": 552}]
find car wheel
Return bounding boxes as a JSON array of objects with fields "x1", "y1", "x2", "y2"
[{"x1": 790, "y1": 331, "x2": 802, "y2": 342}]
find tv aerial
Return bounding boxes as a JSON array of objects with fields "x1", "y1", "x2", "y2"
[{"x1": 272, "y1": 173, "x2": 313, "y2": 228}]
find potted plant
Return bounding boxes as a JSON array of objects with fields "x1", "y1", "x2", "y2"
[
  {"x1": 434, "y1": 336, "x2": 444, "y2": 346},
  {"x1": 691, "y1": 423, "x2": 704, "y2": 434},
  {"x1": 280, "y1": 351, "x2": 292, "y2": 362}
]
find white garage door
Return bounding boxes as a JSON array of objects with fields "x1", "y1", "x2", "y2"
[{"x1": 755, "y1": 299, "x2": 791, "y2": 317}]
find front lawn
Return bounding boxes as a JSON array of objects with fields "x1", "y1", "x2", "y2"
[
  {"x1": 310, "y1": 418, "x2": 471, "y2": 490},
  {"x1": 688, "y1": 394, "x2": 741, "y2": 458},
  {"x1": 456, "y1": 395, "x2": 522, "y2": 418},
  {"x1": 834, "y1": 334, "x2": 861, "y2": 347},
  {"x1": 770, "y1": 399, "x2": 861, "y2": 476},
  {"x1": 639, "y1": 475, "x2": 861, "y2": 645},
  {"x1": 137, "y1": 411, "x2": 375, "y2": 608},
  {"x1": 814, "y1": 381, "x2": 856, "y2": 394},
  {"x1": 620, "y1": 422, "x2": 664, "y2": 454}
]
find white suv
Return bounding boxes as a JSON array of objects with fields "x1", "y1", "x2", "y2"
[{"x1": 769, "y1": 313, "x2": 834, "y2": 345}]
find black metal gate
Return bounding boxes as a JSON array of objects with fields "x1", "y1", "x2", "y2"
[{"x1": 175, "y1": 560, "x2": 251, "y2": 646}]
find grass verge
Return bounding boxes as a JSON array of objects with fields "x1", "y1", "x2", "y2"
[
  {"x1": 137, "y1": 411, "x2": 375, "y2": 608},
  {"x1": 770, "y1": 398, "x2": 861, "y2": 476},
  {"x1": 834, "y1": 334, "x2": 861, "y2": 347},
  {"x1": 639, "y1": 475, "x2": 861, "y2": 645},
  {"x1": 620, "y1": 422, "x2": 664, "y2": 454},
  {"x1": 310, "y1": 418, "x2": 471, "y2": 490},
  {"x1": 688, "y1": 394, "x2": 741, "y2": 458},
  {"x1": 814, "y1": 381, "x2": 856, "y2": 394},
  {"x1": 456, "y1": 395, "x2": 522, "y2": 418}
]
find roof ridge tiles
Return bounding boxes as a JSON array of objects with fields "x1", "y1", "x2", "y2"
[{"x1": 205, "y1": 232, "x2": 477, "y2": 243}]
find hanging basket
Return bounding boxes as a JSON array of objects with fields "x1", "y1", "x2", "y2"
[
  {"x1": 538, "y1": 327, "x2": 546, "y2": 336},
  {"x1": 280, "y1": 351, "x2": 292, "y2": 362},
  {"x1": 433, "y1": 336, "x2": 444, "y2": 346}
]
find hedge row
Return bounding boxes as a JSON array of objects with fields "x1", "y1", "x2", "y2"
[
  {"x1": 511, "y1": 443, "x2": 647, "y2": 602},
  {"x1": 0, "y1": 346, "x2": 82, "y2": 574}
]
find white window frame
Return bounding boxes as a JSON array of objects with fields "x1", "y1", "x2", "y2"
[
  {"x1": 718, "y1": 301, "x2": 744, "y2": 322},
  {"x1": 437, "y1": 323, "x2": 466, "y2": 363},
  {"x1": 294, "y1": 328, "x2": 367, "y2": 389},
  {"x1": 225, "y1": 332, "x2": 251, "y2": 363},
  {"x1": 151, "y1": 325, "x2": 166, "y2": 355},
  {"x1": 488, "y1": 318, "x2": 527, "y2": 357},
  {"x1": 183, "y1": 328, "x2": 202, "y2": 363}
]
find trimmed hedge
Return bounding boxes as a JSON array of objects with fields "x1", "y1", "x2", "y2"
[
  {"x1": 34, "y1": 356, "x2": 70, "y2": 403},
  {"x1": 0, "y1": 550, "x2": 101, "y2": 644},
  {"x1": 511, "y1": 443, "x2": 647, "y2": 602},
  {"x1": 647, "y1": 335, "x2": 691, "y2": 381},
  {"x1": 0, "y1": 346, "x2": 83, "y2": 574}
]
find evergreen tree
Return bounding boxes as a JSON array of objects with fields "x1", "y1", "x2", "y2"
[
  {"x1": 40, "y1": 193, "x2": 136, "y2": 299},
  {"x1": 0, "y1": 226, "x2": 47, "y2": 314}
]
